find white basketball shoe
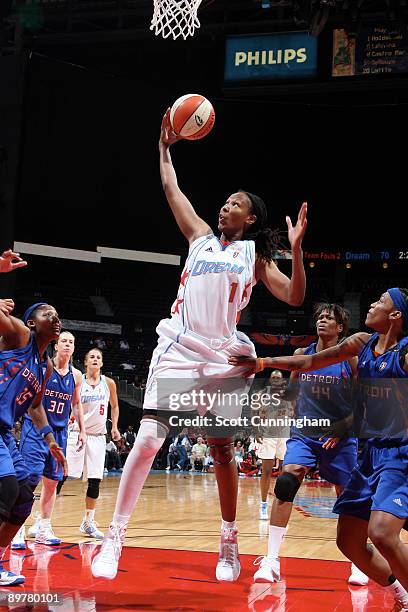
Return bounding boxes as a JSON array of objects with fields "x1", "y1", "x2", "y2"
[
  {"x1": 11, "y1": 525, "x2": 26, "y2": 550},
  {"x1": 91, "y1": 522, "x2": 126, "y2": 579},
  {"x1": 80, "y1": 519, "x2": 104, "y2": 540},
  {"x1": 348, "y1": 563, "x2": 369, "y2": 586},
  {"x1": 253, "y1": 555, "x2": 281, "y2": 583},
  {"x1": 216, "y1": 527, "x2": 241, "y2": 582},
  {"x1": 259, "y1": 502, "x2": 269, "y2": 520}
]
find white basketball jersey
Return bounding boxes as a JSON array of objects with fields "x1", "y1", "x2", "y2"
[
  {"x1": 77, "y1": 374, "x2": 110, "y2": 435},
  {"x1": 170, "y1": 234, "x2": 256, "y2": 339}
]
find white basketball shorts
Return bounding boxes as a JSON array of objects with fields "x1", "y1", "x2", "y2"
[
  {"x1": 257, "y1": 438, "x2": 288, "y2": 461},
  {"x1": 67, "y1": 431, "x2": 106, "y2": 480},
  {"x1": 143, "y1": 318, "x2": 257, "y2": 419}
]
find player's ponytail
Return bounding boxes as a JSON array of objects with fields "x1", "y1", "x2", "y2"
[{"x1": 239, "y1": 190, "x2": 286, "y2": 263}]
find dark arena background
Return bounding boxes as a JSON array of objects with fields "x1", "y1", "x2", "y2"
[{"x1": 0, "y1": 1, "x2": 408, "y2": 610}]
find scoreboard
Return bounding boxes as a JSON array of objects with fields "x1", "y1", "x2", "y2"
[{"x1": 303, "y1": 250, "x2": 408, "y2": 262}]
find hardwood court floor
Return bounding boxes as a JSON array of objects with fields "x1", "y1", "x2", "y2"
[
  {"x1": 2, "y1": 472, "x2": 407, "y2": 611},
  {"x1": 33, "y1": 471, "x2": 408, "y2": 559}
]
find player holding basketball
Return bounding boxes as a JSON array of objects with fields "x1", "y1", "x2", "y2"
[
  {"x1": 230, "y1": 289, "x2": 408, "y2": 608},
  {"x1": 0, "y1": 283, "x2": 67, "y2": 583},
  {"x1": 67, "y1": 347, "x2": 120, "y2": 539},
  {"x1": 11, "y1": 331, "x2": 86, "y2": 549},
  {"x1": 92, "y1": 109, "x2": 307, "y2": 582}
]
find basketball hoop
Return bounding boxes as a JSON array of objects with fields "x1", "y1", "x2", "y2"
[{"x1": 150, "y1": 0, "x2": 203, "y2": 40}]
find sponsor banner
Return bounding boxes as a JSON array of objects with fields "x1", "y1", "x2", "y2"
[{"x1": 225, "y1": 32, "x2": 318, "y2": 82}]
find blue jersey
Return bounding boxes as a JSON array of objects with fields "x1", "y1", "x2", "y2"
[
  {"x1": 25, "y1": 364, "x2": 75, "y2": 429},
  {"x1": 357, "y1": 333, "x2": 408, "y2": 441},
  {"x1": 0, "y1": 334, "x2": 48, "y2": 429},
  {"x1": 294, "y1": 342, "x2": 353, "y2": 435}
]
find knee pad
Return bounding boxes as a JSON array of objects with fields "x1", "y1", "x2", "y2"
[
  {"x1": 8, "y1": 479, "x2": 35, "y2": 525},
  {"x1": 87, "y1": 478, "x2": 101, "y2": 500},
  {"x1": 209, "y1": 442, "x2": 235, "y2": 465},
  {"x1": 274, "y1": 472, "x2": 301, "y2": 502},
  {"x1": 0, "y1": 476, "x2": 19, "y2": 522}
]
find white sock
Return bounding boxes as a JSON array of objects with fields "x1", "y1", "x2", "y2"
[
  {"x1": 385, "y1": 580, "x2": 408, "y2": 605},
  {"x1": 39, "y1": 518, "x2": 51, "y2": 528},
  {"x1": 111, "y1": 514, "x2": 128, "y2": 529},
  {"x1": 112, "y1": 419, "x2": 167, "y2": 525},
  {"x1": 268, "y1": 525, "x2": 286, "y2": 559},
  {"x1": 85, "y1": 509, "x2": 95, "y2": 522},
  {"x1": 221, "y1": 519, "x2": 237, "y2": 531}
]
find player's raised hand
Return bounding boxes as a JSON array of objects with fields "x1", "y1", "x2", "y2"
[
  {"x1": 228, "y1": 356, "x2": 265, "y2": 378},
  {"x1": 49, "y1": 443, "x2": 68, "y2": 477},
  {"x1": 0, "y1": 298, "x2": 15, "y2": 316},
  {"x1": 159, "y1": 108, "x2": 182, "y2": 148},
  {"x1": 286, "y1": 202, "x2": 308, "y2": 251},
  {"x1": 0, "y1": 249, "x2": 27, "y2": 273}
]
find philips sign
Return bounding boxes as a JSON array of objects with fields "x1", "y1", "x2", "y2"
[{"x1": 225, "y1": 32, "x2": 318, "y2": 81}]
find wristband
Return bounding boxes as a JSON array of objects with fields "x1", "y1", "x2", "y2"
[
  {"x1": 258, "y1": 358, "x2": 266, "y2": 372},
  {"x1": 39, "y1": 425, "x2": 53, "y2": 439}
]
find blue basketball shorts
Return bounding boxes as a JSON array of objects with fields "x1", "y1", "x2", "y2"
[
  {"x1": 333, "y1": 440, "x2": 408, "y2": 521},
  {"x1": 0, "y1": 427, "x2": 29, "y2": 482},
  {"x1": 283, "y1": 432, "x2": 359, "y2": 486},
  {"x1": 19, "y1": 418, "x2": 68, "y2": 482}
]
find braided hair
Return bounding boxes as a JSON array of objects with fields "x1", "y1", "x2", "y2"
[{"x1": 239, "y1": 190, "x2": 286, "y2": 263}]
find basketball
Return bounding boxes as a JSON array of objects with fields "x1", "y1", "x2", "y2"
[{"x1": 169, "y1": 94, "x2": 215, "y2": 140}]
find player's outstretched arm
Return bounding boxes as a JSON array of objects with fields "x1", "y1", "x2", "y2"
[
  {"x1": 0, "y1": 299, "x2": 30, "y2": 349},
  {"x1": 159, "y1": 109, "x2": 211, "y2": 244},
  {"x1": 256, "y1": 203, "x2": 307, "y2": 307},
  {"x1": 106, "y1": 377, "x2": 120, "y2": 441},
  {"x1": 229, "y1": 332, "x2": 370, "y2": 377}
]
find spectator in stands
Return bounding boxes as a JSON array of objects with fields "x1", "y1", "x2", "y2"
[
  {"x1": 123, "y1": 426, "x2": 136, "y2": 449},
  {"x1": 166, "y1": 442, "x2": 179, "y2": 471},
  {"x1": 106, "y1": 337, "x2": 114, "y2": 349},
  {"x1": 248, "y1": 436, "x2": 260, "y2": 460},
  {"x1": 238, "y1": 453, "x2": 259, "y2": 477},
  {"x1": 120, "y1": 339, "x2": 130, "y2": 351},
  {"x1": 105, "y1": 436, "x2": 122, "y2": 472},
  {"x1": 203, "y1": 448, "x2": 214, "y2": 473},
  {"x1": 119, "y1": 362, "x2": 135, "y2": 372},
  {"x1": 116, "y1": 437, "x2": 129, "y2": 467},
  {"x1": 190, "y1": 436, "x2": 207, "y2": 471},
  {"x1": 94, "y1": 336, "x2": 106, "y2": 350},
  {"x1": 175, "y1": 432, "x2": 191, "y2": 470},
  {"x1": 234, "y1": 440, "x2": 244, "y2": 468}
]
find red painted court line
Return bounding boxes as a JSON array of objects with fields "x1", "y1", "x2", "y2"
[{"x1": 2, "y1": 544, "x2": 396, "y2": 611}]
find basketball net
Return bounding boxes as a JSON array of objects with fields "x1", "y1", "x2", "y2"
[{"x1": 150, "y1": 0, "x2": 202, "y2": 40}]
